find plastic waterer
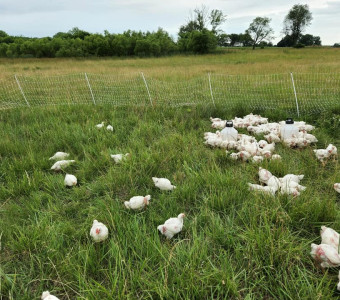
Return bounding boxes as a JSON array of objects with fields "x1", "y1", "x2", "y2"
[
  {"x1": 280, "y1": 118, "x2": 299, "y2": 140},
  {"x1": 221, "y1": 120, "x2": 238, "y2": 142}
]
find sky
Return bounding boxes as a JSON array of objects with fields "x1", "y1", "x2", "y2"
[{"x1": 0, "y1": 0, "x2": 339, "y2": 45}]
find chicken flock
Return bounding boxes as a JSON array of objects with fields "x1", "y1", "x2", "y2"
[
  {"x1": 248, "y1": 167, "x2": 305, "y2": 197},
  {"x1": 206, "y1": 113, "x2": 340, "y2": 291},
  {"x1": 41, "y1": 115, "x2": 338, "y2": 298}
]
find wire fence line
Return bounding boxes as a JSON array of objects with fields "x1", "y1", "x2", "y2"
[{"x1": 0, "y1": 72, "x2": 339, "y2": 115}]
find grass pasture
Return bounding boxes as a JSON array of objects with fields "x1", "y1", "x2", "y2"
[
  {"x1": 0, "y1": 47, "x2": 340, "y2": 80},
  {"x1": 0, "y1": 104, "x2": 340, "y2": 299},
  {"x1": 1, "y1": 48, "x2": 340, "y2": 299}
]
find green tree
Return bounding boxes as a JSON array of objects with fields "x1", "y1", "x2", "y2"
[
  {"x1": 178, "y1": 6, "x2": 225, "y2": 53},
  {"x1": 0, "y1": 30, "x2": 8, "y2": 38},
  {"x1": 210, "y1": 9, "x2": 227, "y2": 34},
  {"x1": 0, "y1": 43, "x2": 9, "y2": 57},
  {"x1": 67, "y1": 27, "x2": 91, "y2": 40},
  {"x1": 217, "y1": 33, "x2": 230, "y2": 46},
  {"x1": 246, "y1": 17, "x2": 274, "y2": 50},
  {"x1": 84, "y1": 34, "x2": 110, "y2": 56},
  {"x1": 277, "y1": 35, "x2": 294, "y2": 47},
  {"x1": 313, "y1": 36, "x2": 321, "y2": 46},
  {"x1": 299, "y1": 34, "x2": 313, "y2": 46},
  {"x1": 283, "y1": 4, "x2": 312, "y2": 45},
  {"x1": 187, "y1": 30, "x2": 217, "y2": 54},
  {"x1": 228, "y1": 33, "x2": 241, "y2": 46}
]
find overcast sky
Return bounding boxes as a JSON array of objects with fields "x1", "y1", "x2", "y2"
[{"x1": 1, "y1": 0, "x2": 339, "y2": 45}]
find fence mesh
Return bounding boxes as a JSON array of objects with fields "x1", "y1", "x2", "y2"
[
  {"x1": 86, "y1": 73, "x2": 149, "y2": 106},
  {"x1": 0, "y1": 78, "x2": 25, "y2": 109},
  {"x1": 210, "y1": 73, "x2": 297, "y2": 113},
  {"x1": 0, "y1": 72, "x2": 339, "y2": 115},
  {"x1": 146, "y1": 75, "x2": 210, "y2": 107}
]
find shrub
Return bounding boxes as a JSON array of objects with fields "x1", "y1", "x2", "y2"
[{"x1": 294, "y1": 43, "x2": 305, "y2": 48}]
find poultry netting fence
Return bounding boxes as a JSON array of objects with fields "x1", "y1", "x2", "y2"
[{"x1": 0, "y1": 72, "x2": 339, "y2": 115}]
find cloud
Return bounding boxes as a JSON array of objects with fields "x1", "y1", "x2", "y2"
[{"x1": 0, "y1": 0, "x2": 339, "y2": 44}]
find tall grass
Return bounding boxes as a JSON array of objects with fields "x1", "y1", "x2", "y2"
[
  {"x1": 1, "y1": 48, "x2": 340, "y2": 80},
  {"x1": 0, "y1": 104, "x2": 339, "y2": 299}
]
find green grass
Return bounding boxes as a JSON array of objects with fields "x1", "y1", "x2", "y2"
[{"x1": 0, "y1": 104, "x2": 340, "y2": 299}]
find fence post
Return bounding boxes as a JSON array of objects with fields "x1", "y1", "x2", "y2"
[
  {"x1": 14, "y1": 75, "x2": 30, "y2": 107},
  {"x1": 140, "y1": 72, "x2": 153, "y2": 107},
  {"x1": 85, "y1": 73, "x2": 96, "y2": 105},
  {"x1": 290, "y1": 72, "x2": 300, "y2": 117},
  {"x1": 208, "y1": 73, "x2": 216, "y2": 108}
]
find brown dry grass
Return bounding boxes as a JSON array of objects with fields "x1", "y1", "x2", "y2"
[{"x1": 0, "y1": 47, "x2": 339, "y2": 81}]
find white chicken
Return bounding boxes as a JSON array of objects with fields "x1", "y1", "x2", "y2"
[
  {"x1": 334, "y1": 183, "x2": 340, "y2": 193},
  {"x1": 210, "y1": 117, "x2": 222, "y2": 122},
  {"x1": 280, "y1": 174, "x2": 304, "y2": 184},
  {"x1": 204, "y1": 136, "x2": 222, "y2": 147},
  {"x1": 124, "y1": 195, "x2": 151, "y2": 210},
  {"x1": 264, "y1": 133, "x2": 281, "y2": 143},
  {"x1": 50, "y1": 160, "x2": 75, "y2": 171},
  {"x1": 242, "y1": 142, "x2": 259, "y2": 156},
  {"x1": 41, "y1": 291, "x2": 60, "y2": 300},
  {"x1": 110, "y1": 153, "x2": 130, "y2": 163},
  {"x1": 106, "y1": 125, "x2": 113, "y2": 131},
  {"x1": 271, "y1": 154, "x2": 282, "y2": 161},
  {"x1": 238, "y1": 134, "x2": 256, "y2": 143},
  {"x1": 314, "y1": 144, "x2": 337, "y2": 163},
  {"x1": 314, "y1": 149, "x2": 330, "y2": 162},
  {"x1": 279, "y1": 174, "x2": 305, "y2": 196},
  {"x1": 258, "y1": 140, "x2": 268, "y2": 148},
  {"x1": 298, "y1": 132, "x2": 318, "y2": 143},
  {"x1": 326, "y1": 144, "x2": 337, "y2": 156},
  {"x1": 320, "y1": 226, "x2": 339, "y2": 251},
  {"x1": 157, "y1": 213, "x2": 185, "y2": 239},
  {"x1": 310, "y1": 243, "x2": 340, "y2": 268},
  {"x1": 298, "y1": 124, "x2": 315, "y2": 132},
  {"x1": 252, "y1": 156, "x2": 264, "y2": 163},
  {"x1": 90, "y1": 220, "x2": 109, "y2": 242},
  {"x1": 64, "y1": 174, "x2": 77, "y2": 187},
  {"x1": 267, "y1": 176, "x2": 281, "y2": 192},
  {"x1": 238, "y1": 151, "x2": 252, "y2": 162},
  {"x1": 229, "y1": 153, "x2": 239, "y2": 160},
  {"x1": 261, "y1": 150, "x2": 272, "y2": 158},
  {"x1": 49, "y1": 152, "x2": 69, "y2": 160},
  {"x1": 211, "y1": 120, "x2": 226, "y2": 129},
  {"x1": 258, "y1": 167, "x2": 273, "y2": 184},
  {"x1": 281, "y1": 180, "x2": 306, "y2": 191},
  {"x1": 261, "y1": 142, "x2": 275, "y2": 153},
  {"x1": 248, "y1": 183, "x2": 276, "y2": 196},
  {"x1": 152, "y1": 177, "x2": 176, "y2": 191},
  {"x1": 279, "y1": 186, "x2": 300, "y2": 197},
  {"x1": 95, "y1": 122, "x2": 104, "y2": 128}
]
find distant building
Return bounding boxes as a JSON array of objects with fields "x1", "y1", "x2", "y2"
[{"x1": 233, "y1": 42, "x2": 244, "y2": 47}]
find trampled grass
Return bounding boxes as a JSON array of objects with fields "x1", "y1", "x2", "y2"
[{"x1": 0, "y1": 104, "x2": 340, "y2": 299}]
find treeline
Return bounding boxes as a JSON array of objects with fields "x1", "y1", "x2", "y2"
[
  {"x1": 0, "y1": 4, "x2": 330, "y2": 58},
  {"x1": 0, "y1": 28, "x2": 178, "y2": 58}
]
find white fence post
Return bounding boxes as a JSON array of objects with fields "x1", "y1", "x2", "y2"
[
  {"x1": 85, "y1": 73, "x2": 96, "y2": 105},
  {"x1": 290, "y1": 72, "x2": 300, "y2": 117},
  {"x1": 14, "y1": 75, "x2": 30, "y2": 107},
  {"x1": 208, "y1": 73, "x2": 216, "y2": 108},
  {"x1": 140, "y1": 72, "x2": 153, "y2": 106}
]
